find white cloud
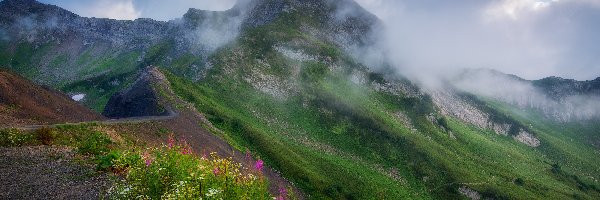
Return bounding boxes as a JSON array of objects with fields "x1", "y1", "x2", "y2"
[
  {"x1": 84, "y1": 0, "x2": 140, "y2": 20},
  {"x1": 354, "y1": 0, "x2": 600, "y2": 81},
  {"x1": 132, "y1": 0, "x2": 237, "y2": 21},
  {"x1": 484, "y1": 0, "x2": 559, "y2": 21}
]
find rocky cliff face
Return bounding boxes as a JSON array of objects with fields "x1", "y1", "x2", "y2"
[
  {"x1": 102, "y1": 67, "x2": 171, "y2": 118},
  {"x1": 533, "y1": 76, "x2": 600, "y2": 100},
  {"x1": 429, "y1": 86, "x2": 541, "y2": 147}
]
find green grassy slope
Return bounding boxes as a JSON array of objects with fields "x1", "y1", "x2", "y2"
[{"x1": 162, "y1": 10, "x2": 600, "y2": 199}]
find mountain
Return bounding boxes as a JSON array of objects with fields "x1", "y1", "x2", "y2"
[
  {"x1": 0, "y1": 69, "x2": 103, "y2": 127},
  {"x1": 451, "y1": 68, "x2": 600, "y2": 122},
  {"x1": 533, "y1": 76, "x2": 600, "y2": 100},
  {"x1": 1, "y1": 0, "x2": 599, "y2": 199}
]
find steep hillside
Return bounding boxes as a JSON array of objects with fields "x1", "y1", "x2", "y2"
[
  {"x1": 0, "y1": 69, "x2": 103, "y2": 127},
  {"x1": 1, "y1": 0, "x2": 599, "y2": 199}
]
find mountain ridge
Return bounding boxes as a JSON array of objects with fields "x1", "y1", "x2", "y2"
[{"x1": 1, "y1": 0, "x2": 600, "y2": 199}]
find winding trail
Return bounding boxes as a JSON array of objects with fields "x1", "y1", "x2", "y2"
[{"x1": 10, "y1": 109, "x2": 179, "y2": 131}]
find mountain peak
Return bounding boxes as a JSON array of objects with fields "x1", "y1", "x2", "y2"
[{"x1": 0, "y1": 0, "x2": 78, "y2": 21}]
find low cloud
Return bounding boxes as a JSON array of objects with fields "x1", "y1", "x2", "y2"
[
  {"x1": 355, "y1": 0, "x2": 600, "y2": 81},
  {"x1": 87, "y1": 0, "x2": 140, "y2": 20},
  {"x1": 351, "y1": 0, "x2": 600, "y2": 121},
  {"x1": 451, "y1": 69, "x2": 600, "y2": 121}
]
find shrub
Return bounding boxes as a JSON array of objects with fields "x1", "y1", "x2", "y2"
[
  {"x1": 78, "y1": 131, "x2": 112, "y2": 156},
  {"x1": 551, "y1": 163, "x2": 561, "y2": 174},
  {"x1": 35, "y1": 127, "x2": 56, "y2": 145},
  {"x1": 514, "y1": 178, "x2": 525, "y2": 186},
  {"x1": 97, "y1": 151, "x2": 121, "y2": 171}
]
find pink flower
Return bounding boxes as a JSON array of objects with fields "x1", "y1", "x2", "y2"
[
  {"x1": 213, "y1": 167, "x2": 221, "y2": 175},
  {"x1": 245, "y1": 149, "x2": 251, "y2": 160},
  {"x1": 255, "y1": 159, "x2": 264, "y2": 171},
  {"x1": 277, "y1": 187, "x2": 288, "y2": 200},
  {"x1": 167, "y1": 134, "x2": 175, "y2": 149},
  {"x1": 143, "y1": 151, "x2": 152, "y2": 167},
  {"x1": 180, "y1": 147, "x2": 191, "y2": 155},
  {"x1": 180, "y1": 141, "x2": 192, "y2": 155}
]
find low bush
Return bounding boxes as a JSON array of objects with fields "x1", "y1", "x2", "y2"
[
  {"x1": 77, "y1": 131, "x2": 112, "y2": 156},
  {"x1": 35, "y1": 127, "x2": 55, "y2": 145}
]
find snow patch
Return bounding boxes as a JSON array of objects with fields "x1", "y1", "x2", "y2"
[{"x1": 71, "y1": 94, "x2": 86, "y2": 102}]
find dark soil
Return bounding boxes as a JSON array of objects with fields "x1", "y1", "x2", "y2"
[{"x1": 0, "y1": 146, "x2": 111, "y2": 199}]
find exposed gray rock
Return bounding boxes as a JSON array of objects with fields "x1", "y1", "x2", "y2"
[
  {"x1": 458, "y1": 186, "x2": 481, "y2": 200},
  {"x1": 102, "y1": 67, "x2": 171, "y2": 118},
  {"x1": 513, "y1": 131, "x2": 541, "y2": 147},
  {"x1": 429, "y1": 88, "x2": 541, "y2": 147}
]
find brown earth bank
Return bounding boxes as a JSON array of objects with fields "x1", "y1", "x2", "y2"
[{"x1": 0, "y1": 69, "x2": 104, "y2": 127}]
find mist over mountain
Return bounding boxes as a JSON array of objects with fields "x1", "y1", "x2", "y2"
[{"x1": 1, "y1": 0, "x2": 599, "y2": 199}]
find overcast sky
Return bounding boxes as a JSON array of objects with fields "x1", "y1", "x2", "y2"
[
  {"x1": 36, "y1": 0, "x2": 600, "y2": 80},
  {"x1": 37, "y1": 0, "x2": 237, "y2": 20}
]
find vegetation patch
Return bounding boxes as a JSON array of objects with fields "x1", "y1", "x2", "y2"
[{"x1": 0, "y1": 125, "x2": 279, "y2": 199}]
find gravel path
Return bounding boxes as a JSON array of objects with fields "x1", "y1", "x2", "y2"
[{"x1": 0, "y1": 146, "x2": 111, "y2": 199}]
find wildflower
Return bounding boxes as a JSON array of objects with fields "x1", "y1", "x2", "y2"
[
  {"x1": 206, "y1": 188, "x2": 221, "y2": 197},
  {"x1": 245, "y1": 148, "x2": 251, "y2": 160},
  {"x1": 275, "y1": 186, "x2": 288, "y2": 200},
  {"x1": 213, "y1": 167, "x2": 221, "y2": 176},
  {"x1": 142, "y1": 151, "x2": 152, "y2": 167},
  {"x1": 180, "y1": 141, "x2": 192, "y2": 155},
  {"x1": 167, "y1": 134, "x2": 175, "y2": 149},
  {"x1": 255, "y1": 159, "x2": 264, "y2": 171},
  {"x1": 180, "y1": 146, "x2": 191, "y2": 155}
]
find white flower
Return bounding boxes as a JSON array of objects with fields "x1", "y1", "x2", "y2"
[{"x1": 206, "y1": 188, "x2": 222, "y2": 197}]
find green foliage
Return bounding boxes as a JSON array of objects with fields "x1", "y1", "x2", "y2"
[
  {"x1": 107, "y1": 144, "x2": 272, "y2": 199},
  {"x1": 2, "y1": 124, "x2": 275, "y2": 199},
  {"x1": 77, "y1": 131, "x2": 112, "y2": 156},
  {"x1": 0, "y1": 129, "x2": 36, "y2": 146},
  {"x1": 301, "y1": 61, "x2": 328, "y2": 83},
  {"x1": 62, "y1": 72, "x2": 136, "y2": 112},
  {"x1": 460, "y1": 93, "x2": 532, "y2": 136},
  {"x1": 97, "y1": 150, "x2": 121, "y2": 171},
  {"x1": 514, "y1": 178, "x2": 525, "y2": 186},
  {"x1": 551, "y1": 163, "x2": 562, "y2": 174},
  {"x1": 164, "y1": 18, "x2": 600, "y2": 198}
]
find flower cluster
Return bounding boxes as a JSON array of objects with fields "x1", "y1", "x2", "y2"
[{"x1": 107, "y1": 137, "x2": 273, "y2": 199}]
